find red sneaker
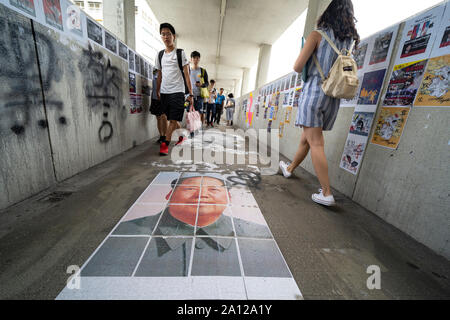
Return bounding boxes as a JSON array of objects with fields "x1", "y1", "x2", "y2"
[
  {"x1": 159, "y1": 142, "x2": 169, "y2": 156},
  {"x1": 175, "y1": 136, "x2": 186, "y2": 146}
]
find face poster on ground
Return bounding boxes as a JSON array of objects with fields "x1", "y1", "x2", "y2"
[
  {"x1": 395, "y1": 4, "x2": 444, "y2": 64},
  {"x1": 382, "y1": 59, "x2": 428, "y2": 107},
  {"x1": 431, "y1": 2, "x2": 450, "y2": 58},
  {"x1": 366, "y1": 25, "x2": 399, "y2": 71},
  {"x1": 414, "y1": 54, "x2": 450, "y2": 107},
  {"x1": 371, "y1": 106, "x2": 411, "y2": 149},
  {"x1": 357, "y1": 69, "x2": 387, "y2": 107},
  {"x1": 340, "y1": 133, "x2": 367, "y2": 175}
]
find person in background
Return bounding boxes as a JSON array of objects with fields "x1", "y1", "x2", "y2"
[
  {"x1": 279, "y1": 0, "x2": 359, "y2": 207},
  {"x1": 225, "y1": 93, "x2": 235, "y2": 126},
  {"x1": 189, "y1": 51, "x2": 209, "y2": 133},
  {"x1": 206, "y1": 80, "x2": 217, "y2": 127},
  {"x1": 155, "y1": 23, "x2": 194, "y2": 156},
  {"x1": 150, "y1": 68, "x2": 167, "y2": 144},
  {"x1": 215, "y1": 88, "x2": 226, "y2": 125}
]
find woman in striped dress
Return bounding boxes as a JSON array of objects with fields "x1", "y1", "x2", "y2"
[{"x1": 279, "y1": 0, "x2": 360, "y2": 206}]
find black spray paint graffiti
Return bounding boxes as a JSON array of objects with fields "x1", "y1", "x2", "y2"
[
  {"x1": 78, "y1": 43, "x2": 126, "y2": 143},
  {"x1": 0, "y1": 18, "x2": 65, "y2": 136},
  {"x1": 227, "y1": 170, "x2": 262, "y2": 189}
]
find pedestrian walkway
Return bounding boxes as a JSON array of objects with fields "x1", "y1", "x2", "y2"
[{"x1": 0, "y1": 124, "x2": 449, "y2": 299}]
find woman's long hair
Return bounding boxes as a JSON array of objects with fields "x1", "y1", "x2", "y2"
[{"x1": 317, "y1": 0, "x2": 360, "y2": 48}]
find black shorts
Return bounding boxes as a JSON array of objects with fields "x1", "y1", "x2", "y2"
[
  {"x1": 150, "y1": 99, "x2": 164, "y2": 116},
  {"x1": 160, "y1": 93, "x2": 185, "y2": 121}
]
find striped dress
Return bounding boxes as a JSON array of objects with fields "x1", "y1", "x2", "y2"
[{"x1": 295, "y1": 28, "x2": 353, "y2": 131}]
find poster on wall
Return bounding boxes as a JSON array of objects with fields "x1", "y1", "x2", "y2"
[
  {"x1": 267, "y1": 120, "x2": 272, "y2": 133},
  {"x1": 290, "y1": 72, "x2": 297, "y2": 89},
  {"x1": 284, "y1": 106, "x2": 293, "y2": 124},
  {"x1": 119, "y1": 42, "x2": 128, "y2": 60},
  {"x1": 340, "y1": 133, "x2": 367, "y2": 175},
  {"x1": 62, "y1": 1, "x2": 84, "y2": 38},
  {"x1": 293, "y1": 88, "x2": 302, "y2": 108},
  {"x1": 129, "y1": 72, "x2": 136, "y2": 93},
  {"x1": 357, "y1": 69, "x2": 387, "y2": 106},
  {"x1": 105, "y1": 31, "x2": 117, "y2": 54},
  {"x1": 354, "y1": 41, "x2": 368, "y2": 70},
  {"x1": 279, "y1": 122, "x2": 285, "y2": 138},
  {"x1": 395, "y1": 4, "x2": 444, "y2": 64},
  {"x1": 87, "y1": 18, "x2": 103, "y2": 45},
  {"x1": 43, "y1": 0, "x2": 63, "y2": 31},
  {"x1": 414, "y1": 54, "x2": 450, "y2": 107},
  {"x1": 9, "y1": 0, "x2": 36, "y2": 17},
  {"x1": 295, "y1": 72, "x2": 303, "y2": 88},
  {"x1": 367, "y1": 25, "x2": 399, "y2": 71},
  {"x1": 129, "y1": 50, "x2": 135, "y2": 72},
  {"x1": 370, "y1": 106, "x2": 410, "y2": 149},
  {"x1": 135, "y1": 54, "x2": 141, "y2": 75},
  {"x1": 130, "y1": 93, "x2": 137, "y2": 114},
  {"x1": 431, "y1": 3, "x2": 450, "y2": 57},
  {"x1": 349, "y1": 111, "x2": 375, "y2": 137},
  {"x1": 382, "y1": 59, "x2": 427, "y2": 106}
]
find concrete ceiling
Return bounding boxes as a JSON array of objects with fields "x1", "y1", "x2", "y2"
[{"x1": 146, "y1": 0, "x2": 308, "y2": 92}]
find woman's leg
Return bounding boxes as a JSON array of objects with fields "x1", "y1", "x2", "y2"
[
  {"x1": 304, "y1": 127, "x2": 332, "y2": 197},
  {"x1": 287, "y1": 130, "x2": 310, "y2": 173}
]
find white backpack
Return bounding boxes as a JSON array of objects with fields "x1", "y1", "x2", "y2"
[{"x1": 312, "y1": 30, "x2": 359, "y2": 99}]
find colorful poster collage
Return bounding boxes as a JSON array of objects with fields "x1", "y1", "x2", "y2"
[
  {"x1": 340, "y1": 24, "x2": 398, "y2": 174},
  {"x1": 1, "y1": 0, "x2": 155, "y2": 115},
  {"x1": 371, "y1": 2, "x2": 449, "y2": 150}
]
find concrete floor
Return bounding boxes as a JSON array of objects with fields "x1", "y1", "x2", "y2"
[{"x1": 0, "y1": 125, "x2": 449, "y2": 300}]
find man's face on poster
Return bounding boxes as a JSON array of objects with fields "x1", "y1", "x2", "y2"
[{"x1": 167, "y1": 177, "x2": 229, "y2": 227}]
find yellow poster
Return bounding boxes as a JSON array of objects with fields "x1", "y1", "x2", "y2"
[
  {"x1": 414, "y1": 54, "x2": 450, "y2": 107},
  {"x1": 371, "y1": 107, "x2": 410, "y2": 149},
  {"x1": 284, "y1": 106, "x2": 293, "y2": 124},
  {"x1": 279, "y1": 122, "x2": 285, "y2": 138}
]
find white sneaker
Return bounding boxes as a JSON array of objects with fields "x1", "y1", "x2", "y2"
[
  {"x1": 279, "y1": 161, "x2": 292, "y2": 178},
  {"x1": 312, "y1": 190, "x2": 336, "y2": 206}
]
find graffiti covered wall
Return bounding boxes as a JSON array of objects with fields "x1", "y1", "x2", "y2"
[{"x1": 0, "y1": 3, "x2": 158, "y2": 209}]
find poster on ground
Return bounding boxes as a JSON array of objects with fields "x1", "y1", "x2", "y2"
[
  {"x1": 395, "y1": 4, "x2": 444, "y2": 64},
  {"x1": 382, "y1": 59, "x2": 428, "y2": 107},
  {"x1": 370, "y1": 106, "x2": 410, "y2": 149},
  {"x1": 357, "y1": 69, "x2": 387, "y2": 106},
  {"x1": 413, "y1": 54, "x2": 450, "y2": 107}
]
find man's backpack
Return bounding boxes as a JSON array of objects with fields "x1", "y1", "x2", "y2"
[
  {"x1": 158, "y1": 49, "x2": 189, "y2": 94},
  {"x1": 200, "y1": 68, "x2": 209, "y2": 99},
  {"x1": 312, "y1": 30, "x2": 359, "y2": 99}
]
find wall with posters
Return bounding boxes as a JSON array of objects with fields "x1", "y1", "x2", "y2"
[
  {"x1": 235, "y1": 2, "x2": 449, "y2": 259},
  {"x1": 0, "y1": 1, "x2": 158, "y2": 209}
]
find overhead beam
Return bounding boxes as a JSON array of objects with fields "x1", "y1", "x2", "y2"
[{"x1": 215, "y1": 0, "x2": 227, "y2": 80}]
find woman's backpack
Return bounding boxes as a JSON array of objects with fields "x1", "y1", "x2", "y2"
[{"x1": 312, "y1": 30, "x2": 359, "y2": 99}]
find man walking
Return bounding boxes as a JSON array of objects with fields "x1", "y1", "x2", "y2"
[
  {"x1": 189, "y1": 51, "x2": 209, "y2": 133},
  {"x1": 150, "y1": 68, "x2": 167, "y2": 143},
  {"x1": 155, "y1": 23, "x2": 194, "y2": 156},
  {"x1": 206, "y1": 80, "x2": 217, "y2": 127},
  {"x1": 215, "y1": 88, "x2": 226, "y2": 125}
]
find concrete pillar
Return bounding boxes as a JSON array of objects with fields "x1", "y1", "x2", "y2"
[
  {"x1": 303, "y1": 0, "x2": 332, "y2": 38},
  {"x1": 255, "y1": 44, "x2": 271, "y2": 89},
  {"x1": 103, "y1": 0, "x2": 136, "y2": 49},
  {"x1": 240, "y1": 68, "x2": 251, "y2": 96},
  {"x1": 103, "y1": 0, "x2": 126, "y2": 42}
]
